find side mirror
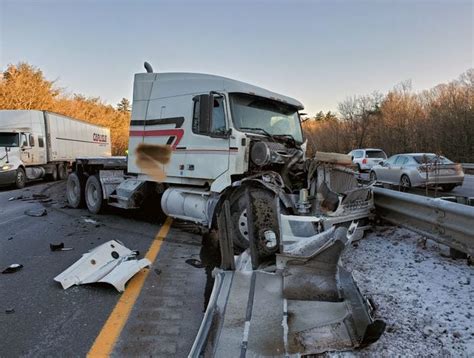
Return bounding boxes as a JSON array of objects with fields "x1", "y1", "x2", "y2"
[{"x1": 198, "y1": 94, "x2": 213, "y2": 134}]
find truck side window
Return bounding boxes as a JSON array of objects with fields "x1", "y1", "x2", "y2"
[
  {"x1": 29, "y1": 134, "x2": 35, "y2": 147},
  {"x1": 211, "y1": 97, "x2": 226, "y2": 133},
  {"x1": 193, "y1": 95, "x2": 227, "y2": 135},
  {"x1": 38, "y1": 136, "x2": 44, "y2": 148},
  {"x1": 20, "y1": 133, "x2": 28, "y2": 147},
  {"x1": 192, "y1": 97, "x2": 202, "y2": 134}
]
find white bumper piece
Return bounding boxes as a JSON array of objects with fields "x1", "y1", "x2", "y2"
[{"x1": 54, "y1": 240, "x2": 151, "y2": 292}]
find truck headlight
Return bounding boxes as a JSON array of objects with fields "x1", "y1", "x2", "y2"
[{"x1": 1, "y1": 164, "x2": 13, "y2": 171}]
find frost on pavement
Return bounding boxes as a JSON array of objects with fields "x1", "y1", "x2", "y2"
[{"x1": 332, "y1": 226, "x2": 473, "y2": 357}]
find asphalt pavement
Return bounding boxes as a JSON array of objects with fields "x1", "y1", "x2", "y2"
[{"x1": 0, "y1": 181, "x2": 205, "y2": 357}]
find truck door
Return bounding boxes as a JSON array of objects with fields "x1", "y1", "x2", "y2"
[
  {"x1": 19, "y1": 133, "x2": 33, "y2": 165},
  {"x1": 185, "y1": 94, "x2": 230, "y2": 180}
]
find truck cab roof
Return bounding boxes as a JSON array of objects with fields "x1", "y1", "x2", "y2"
[{"x1": 133, "y1": 72, "x2": 304, "y2": 110}]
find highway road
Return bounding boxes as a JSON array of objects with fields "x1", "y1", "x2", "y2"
[
  {"x1": 0, "y1": 180, "x2": 472, "y2": 356},
  {"x1": 0, "y1": 181, "x2": 205, "y2": 357}
]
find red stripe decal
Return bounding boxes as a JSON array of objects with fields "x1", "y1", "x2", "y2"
[{"x1": 129, "y1": 129, "x2": 184, "y2": 149}]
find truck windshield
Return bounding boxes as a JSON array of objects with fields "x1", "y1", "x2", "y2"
[
  {"x1": 230, "y1": 93, "x2": 303, "y2": 143},
  {"x1": 0, "y1": 133, "x2": 20, "y2": 147}
]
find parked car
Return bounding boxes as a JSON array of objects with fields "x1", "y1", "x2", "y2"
[
  {"x1": 369, "y1": 153, "x2": 464, "y2": 191},
  {"x1": 348, "y1": 148, "x2": 387, "y2": 172}
]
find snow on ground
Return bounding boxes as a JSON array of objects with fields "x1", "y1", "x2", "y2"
[{"x1": 336, "y1": 226, "x2": 473, "y2": 357}]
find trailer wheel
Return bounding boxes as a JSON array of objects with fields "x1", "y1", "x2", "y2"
[
  {"x1": 46, "y1": 165, "x2": 58, "y2": 181},
  {"x1": 57, "y1": 163, "x2": 68, "y2": 180},
  {"x1": 67, "y1": 172, "x2": 85, "y2": 208},
  {"x1": 15, "y1": 167, "x2": 26, "y2": 189},
  {"x1": 228, "y1": 186, "x2": 281, "y2": 257},
  {"x1": 85, "y1": 175, "x2": 104, "y2": 214}
]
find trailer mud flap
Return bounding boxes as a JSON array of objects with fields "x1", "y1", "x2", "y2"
[{"x1": 190, "y1": 218, "x2": 385, "y2": 357}]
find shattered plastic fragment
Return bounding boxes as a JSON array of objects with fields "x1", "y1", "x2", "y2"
[
  {"x1": 50, "y1": 243, "x2": 73, "y2": 251},
  {"x1": 2, "y1": 264, "x2": 23, "y2": 274},
  {"x1": 185, "y1": 259, "x2": 204, "y2": 269},
  {"x1": 54, "y1": 240, "x2": 150, "y2": 292},
  {"x1": 50, "y1": 243, "x2": 65, "y2": 251}
]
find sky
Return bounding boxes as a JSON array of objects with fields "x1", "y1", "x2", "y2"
[{"x1": 0, "y1": 0, "x2": 472, "y2": 115}]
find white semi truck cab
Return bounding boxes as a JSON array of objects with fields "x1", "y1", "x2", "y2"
[
  {"x1": 0, "y1": 110, "x2": 111, "y2": 188},
  {"x1": 67, "y1": 63, "x2": 373, "y2": 255}
]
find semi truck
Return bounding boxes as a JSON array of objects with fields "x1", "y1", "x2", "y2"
[
  {"x1": 65, "y1": 64, "x2": 383, "y2": 354},
  {"x1": 0, "y1": 110, "x2": 111, "y2": 188},
  {"x1": 66, "y1": 63, "x2": 373, "y2": 254}
]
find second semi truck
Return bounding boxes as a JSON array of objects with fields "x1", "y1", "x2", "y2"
[{"x1": 0, "y1": 110, "x2": 111, "y2": 188}]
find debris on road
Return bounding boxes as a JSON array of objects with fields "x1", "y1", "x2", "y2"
[
  {"x1": 5, "y1": 308, "x2": 15, "y2": 314},
  {"x1": 8, "y1": 196, "x2": 22, "y2": 201},
  {"x1": 24, "y1": 208, "x2": 47, "y2": 217},
  {"x1": 54, "y1": 240, "x2": 150, "y2": 292},
  {"x1": 49, "y1": 242, "x2": 73, "y2": 252},
  {"x1": 2, "y1": 264, "x2": 24, "y2": 274},
  {"x1": 185, "y1": 258, "x2": 204, "y2": 269},
  {"x1": 83, "y1": 218, "x2": 98, "y2": 225}
]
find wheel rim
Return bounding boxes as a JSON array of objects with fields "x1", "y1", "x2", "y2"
[
  {"x1": 17, "y1": 171, "x2": 24, "y2": 186},
  {"x1": 238, "y1": 209, "x2": 249, "y2": 240},
  {"x1": 370, "y1": 172, "x2": 376, "y2": 181},
  {"x1": 401, "y1": 176, "x2": 410, "y2": 187},
  {"x1": 87, "y1": 183, "x2": 99, "y2": 207}
]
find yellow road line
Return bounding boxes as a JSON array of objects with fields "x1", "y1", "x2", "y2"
[{"x1": 87, "y1": 217, "x2": 173, "y2": 358}]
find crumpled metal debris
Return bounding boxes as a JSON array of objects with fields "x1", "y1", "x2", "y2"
[
  {"x1": 190, "y1": 204, "x2": 385, "y2": 357},
  {"x1": 54, "y1": 240, "x2": 150, "y2": 292}
]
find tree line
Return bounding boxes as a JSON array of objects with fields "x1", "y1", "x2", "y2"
[
  {"x1": 303, "y1": 69, "x2": 474, "y2": 163},
  {"x1": 0, "y1": 62, "x2": 131, "y2": 155},
  {"x1": 1, "y1": 62, "x2": 472, "y2": 162}
]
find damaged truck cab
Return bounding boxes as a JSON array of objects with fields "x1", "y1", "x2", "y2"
[
  {"x1": 68, "y1": 63, "x2": 374, "y2": 256},
  {"x1": 67, "y1": 63, "x2": 383, "y2": 355}
]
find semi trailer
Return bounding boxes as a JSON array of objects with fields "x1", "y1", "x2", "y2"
[
  {"x1": 66, "y1": 63, "x2": 374, "y2": 253},
  {"x1": 0, "y1": 110, "x2": 111, "y2": 188}
]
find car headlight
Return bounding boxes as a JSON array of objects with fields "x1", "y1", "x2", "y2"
[{"x1": 1, "y1": 164, "x2": 13, "y2": 171}]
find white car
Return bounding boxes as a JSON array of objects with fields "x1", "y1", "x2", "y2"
[{"x1": 348, "y1": 148, "x2": 387, "y2": 172}]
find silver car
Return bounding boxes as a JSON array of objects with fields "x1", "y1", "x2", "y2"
[{"x1": 369, "y1": 153, "x2": 464, "y2": 191}]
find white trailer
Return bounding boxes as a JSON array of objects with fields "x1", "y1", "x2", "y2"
[{"x1": 0, "y1": 110, "x2": 111, "y2": 188}]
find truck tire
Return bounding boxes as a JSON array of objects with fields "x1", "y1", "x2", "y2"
[
  {"x1": 441, "y1": 184, "x2": 456, "y2": 192},
  {"x1": 85, "y1": 174, "x2": 104, "y2": 214},
  {"x1": 67, "y1": 172, "x2": 85, "y2": 208},
  {"x1": 46, "y1": 165, "x2": 58, "y2": 181},
  {"x1": 228, "y1": 186, "x2": 281, "y2": 257},
  {"x1": 15, "y1": 167, "x2": 26, "y2": 189},
  {"x1": 57, "y1": 163, "x2": 68, "y2": 180}
]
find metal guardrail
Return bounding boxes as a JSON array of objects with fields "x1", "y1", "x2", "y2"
[
  {"x1": 373, "y1": 187, "x2": 474, "y2": 256},
  {"x1": 462, "y1": 163, "x2": 474, "y2": 174}
]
